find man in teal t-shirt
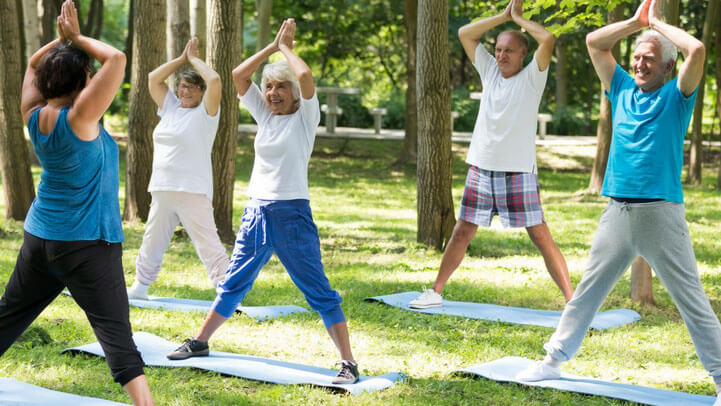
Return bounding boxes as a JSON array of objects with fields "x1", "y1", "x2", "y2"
[{"x1": 516, "y1": 1, "x2": 721, "y2": 402}]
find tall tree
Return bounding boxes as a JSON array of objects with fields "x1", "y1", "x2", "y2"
[
  {"x1": 125, "y1": 0, "x2": 166, "y2": 222},
  {"x1": 124, "y1": 0, "x2": 135, "y2": 82},
  {"x1": 189, "y1": 0, "x2": 206, "y2": 59},
  {"x1": 40, "y1": 0, "x2": 62, "y2": 44},
  {"x1": 20, "y1": 0, "x2": 41, "y2": 64},
  {"x1": 167, "y1": 0, "x2": 190, "y2": 60},
  {"x1": 395, "y1": 0, "x2": 418, "y2": 166},
  {"x1": 588, "y1": 4, "x2": 624, "y2": 192},
  {"x1": 254, "y1": 0, "x2": 272, "y2": 83},
  {"x1": 555, "y1": 34, "x2": 569, "y2": 110},
  {"x1": 716, "y1": 9, "x2": 721, "y2": 189},
  {"x1": 83, "y1": 0, "x2": 103, "y2": 39},
  {"x1": 0, "y1": 0, "x2": 35, "y2": 220},
  {"x1": 686, "y1": 0, "x2": 719, "y2": 184},
  {"x1": 416, "y1": 0, "x2": 454, "y2": 250},
  {"x1": 208, "y1": 0, "x2": 242, "y2": 244}
]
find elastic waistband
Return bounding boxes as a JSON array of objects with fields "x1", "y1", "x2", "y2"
[
  {"x1": 245, "y1": 198, "x2": 310, "y2": 210},
  {"x1": 611, "y1": 197, "x2": 664, "y2": 203}
]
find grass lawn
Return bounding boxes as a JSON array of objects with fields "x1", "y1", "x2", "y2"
[{"x1": 1, "y1": 137, "x2": 721, "y2": 405}]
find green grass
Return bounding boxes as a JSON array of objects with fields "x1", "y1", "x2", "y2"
[{"x1": 1, "y1": 138, "x2": 721, "y2": 405}]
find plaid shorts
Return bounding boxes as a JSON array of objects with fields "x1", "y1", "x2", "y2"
[{"x1": 459, "y1": 166, "x2": 545, "y2": 228}]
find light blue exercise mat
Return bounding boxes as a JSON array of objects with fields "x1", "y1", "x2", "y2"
[
  {"x1": 63, "y1": 332, "x2": 405, "y2": 396},
  {"x1": 364, "y1": 291, "x2": 640, "y2": 330},
  {"x1": 0, "y1": 377, "x2": 128, "y2": 405},
  {"x1": 61, "y1": 290, "x2": 309, "y2": 321},
  {"x1": 455, "y1": 356, "x2": 716, "y2": 406}
]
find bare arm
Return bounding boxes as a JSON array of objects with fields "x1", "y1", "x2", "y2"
[
  {"x1": 232, "y1": 20, "x2": 286, "y2": 97},
  {"x1": 148, "y1": 55, "x2": 185, "y2": 108},
  {"x1": 586, "y1": 0, "x2": 649, "y2": 91},
  {"x1": 647, "y1": 0, "x2": 704, "y2": 96},
  {"x1": 60, "y1": 1, "x2": 125, "y2": 141},
  {"x1": 184, "y1": 38, "x2": 221, "y2": 116},
  {"x1": 21, "y1": 38, "x2": 63, "y2": 124},
  {"x1": 277, "y1": 19, "x2": 314, "y2": 99},
  {"x1": 510, "y1": 0, "x2": 554, "y2": 71},
  {"x1": 458, "y1": 2, "x2": 512, "y2": 63}
]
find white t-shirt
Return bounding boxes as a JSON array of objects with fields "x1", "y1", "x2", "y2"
[
  {"x1": 148, "y1": 90, "x2": 220, "y2": 200},
  {"x1": 240, "y1": 82, "x2": 320, "y2": 200},
  {"x1": 466, "y1": 43, "x2": 549, "y2": 173}
]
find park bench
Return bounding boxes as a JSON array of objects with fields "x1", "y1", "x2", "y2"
[{"x1": 369, "y1": 107, "x2": 387, "y2": 134}]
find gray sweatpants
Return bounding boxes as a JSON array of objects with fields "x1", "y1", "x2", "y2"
[{"x1": 544, "y1": 199, "x2": 721, "y2": 381}]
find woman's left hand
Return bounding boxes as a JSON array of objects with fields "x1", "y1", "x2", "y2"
[
  {"x1": 59, "y1": 0, "x2": 81, "y2": 41},
  {"x1": 279, "y1": 18, "x2": 296, "y2": 50}
]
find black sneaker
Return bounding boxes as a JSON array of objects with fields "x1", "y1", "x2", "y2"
[
  {"x1": 166, "y1": 338, "x2": 209, "y2": 360},
  {"x1": 332, "y1": 360, "x2": 359, "y2": 384}
]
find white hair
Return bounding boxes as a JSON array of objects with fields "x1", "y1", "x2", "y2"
[
  {"x1": 261, "y1": 61, "x2": 301, "y2": 103},
  {"x1": 634, "y1": 30, "x2": 678, "y2": 65}
]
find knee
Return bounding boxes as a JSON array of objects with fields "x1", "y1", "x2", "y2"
[{"x1": 451, "y1": 221, "x2": 477, "y2": 244}]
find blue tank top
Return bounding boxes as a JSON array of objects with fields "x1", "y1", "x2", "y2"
[{"x1": 24, "y1": 107, "x2": 124, "y2": 242}]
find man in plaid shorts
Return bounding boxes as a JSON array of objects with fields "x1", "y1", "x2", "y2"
[{"x1": 410, "y1": 0, "x2": 574, "y2": 309}]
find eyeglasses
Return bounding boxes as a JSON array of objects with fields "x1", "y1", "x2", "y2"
[{"x1": 178, "y1": 83, "x2": 201, "y2": 91}]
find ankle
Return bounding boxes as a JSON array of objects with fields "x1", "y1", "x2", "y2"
[{"x1": 543, "y1": 355, "x2": 561, "y2": 368}]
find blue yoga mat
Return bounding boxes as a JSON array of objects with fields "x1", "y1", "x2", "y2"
[
  {"x1": 364, "y1": 291, "x2": 640, "y2": 330},
  {"x1": 63, "y1": 332, "x2": 405, "y2": 396},
  {"x1": 0, "y1": 377, "x2": 128, "y2": 405},
  {"x1": 61, "y1": 290, "x2": 309, "y2": 321},
  {"x1": 455, "y1": 356, "x2": 716, "y2": 406}
]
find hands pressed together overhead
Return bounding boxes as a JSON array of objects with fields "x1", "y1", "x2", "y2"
[
  {"x1": 634, "y1": 0, "x2": 663, "y2": 28},
  {"x1": 57, "y1": 0, "x2": 81, "y2": 43},
  {"x1": 273, "y1": 18, "x2": 297, "y2": 51}
]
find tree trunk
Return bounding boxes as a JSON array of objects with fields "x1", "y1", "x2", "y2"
[
  {"x1": 167, "y1": 0, "x2": 190, "y2": 60},
  {"x1": 588, "y1": 5, "x2": 624, "y2": 192},
  {"x1": 0, "y1": 0, "x2": 35, "y2": 220},
  {"x1": 686, "y1": 0, "x2": 719, "y2": 185},
  {"x1": 124, "y1": 0, "x2": 166, "y2": 222},
  {"x1": 189, "y1": 0, "x2": 206, "y2": 60},
  {"x1": 555, "y1": 34, "x2": 568, "y2": 110},
  {"x1": 395, "y1": 0, "x2": 417, "y2": 166},
  {"x1": 416, "y1": 0, "x2": 455, "y2": 250},
  {"x1": 716, "y1": 11, "x2": 721, "y2": 189},
  {"x1": 630, "y1": 256, "x2": 655, "y2": 305},
  {"x1": 40, "y1": 0, "x2": 62, "y2": 44},
  {"x1": 208, "y1": 0, "x2": 242, "y2": 244},
  {"x1": 124, "y1": 0, "x2": 135, "y2": 82},
  {"x1": 83, "y1": 0, "x2": 103, "y2": 39},
  {"x1": 21, "y1": 0, "x2": 41, "y2": 65},
  {"x1": 254, "y1": 0, "x2": 272, "y2": 83},
  {"x1": 663, "y1": 0, "x2": 680, "y2": 78}
]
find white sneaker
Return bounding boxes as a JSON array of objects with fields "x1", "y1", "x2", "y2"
[
  {"x1": 516, "y1": 361, "x2": 561, "y2": 382},
  {"x1": 409, "y1": 289, "x2": 443, "y2": 309},
  {"x1": 127, "y1": 280, "x2": 150, "y2": 301}
]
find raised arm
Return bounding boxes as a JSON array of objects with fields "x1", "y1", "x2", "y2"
[
  {"x1": 647, "y1": 0, "x2": 704, "y2": 96},
  {"x1": 510, "y1": 0, "x2": 554, "y2": 71},
  {"x1": 458, "y1": 2, "x2": 512, "y2": 63},
  {"x1": 21, "y1": 38, "x2": 63, "y2": 124},
  {"x1": 59, "y1": 0, "x2": 125, "y2": 141},
  {"x1": 277, "y1": 19, "x2": 314, "y2": 99},
  {"x1": 185, "y1": 38, "x2": 221, "y2": 116},
  {"x1": 148, "y1": 53, "x2": 186, "y2": 108},
  {"x1": 232, "y1": 20, "x2": 286, "y2": 97},
  {"x1": 586, "y1": 0, "x2": 649, "y2": 91}
]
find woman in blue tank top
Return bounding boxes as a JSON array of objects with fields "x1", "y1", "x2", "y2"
[{"x1": 0, "y1": 1, "x2": 153, "y2": 404}]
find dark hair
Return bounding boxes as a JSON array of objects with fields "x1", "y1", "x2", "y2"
[
  {"x1": 175, "y1": 70, "x2": 207, "y2": 91},
  {"x1": 34, "y1": 44, "x2": 92, "y2": 100},
  {"x1": 498, "y1": 30, "x2": 529, "y2": 50}
]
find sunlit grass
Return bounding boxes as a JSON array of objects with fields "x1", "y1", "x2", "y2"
[{"x1": 1, "y1": 138, "x2": 720, "y2": 404}]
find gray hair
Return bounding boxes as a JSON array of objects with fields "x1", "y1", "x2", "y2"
[
  {"x1": 634, "y1": 30, "x2": 678, "y2": 65},
  {"x1": 261, "y1": 61, "x2": 301, "y2": 103},
  {"x1": 175, "y1": 70, "x2": 207, "y2": 91}
]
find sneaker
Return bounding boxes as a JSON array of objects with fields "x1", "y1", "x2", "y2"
[
  {"x1": 127, "y1": 281, "x2": 149, "y2": 301},
  {"x1": 166, "y1": 338, "x2": 209, "y2": 360},
  {"x1": 516, "y1": 361, "x2": 561, "y2": 382},
  {"x1": 332, "y1": 360, "x2": 359, "y2": 384},
  {"x1": 715, "y1": 394, "x2": 721, "y2": 406},
  {"x1": 409, "y1": 288, "x2": 443, "y2": 309}
]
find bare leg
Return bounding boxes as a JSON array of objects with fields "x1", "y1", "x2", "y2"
[
  {"x1": 195, "y1": 310, "x2": 229, "y2": 342},
  {"x1": 431, "y1": 219, "x2": 478, "y2": 294},
  {"x1": 526, "y1": 222, "x2": 574, "y2": 302},
  {"x1": 123, "y1": 375, "x2": 154, "y2": 406},
  {"x1": 327, "y1": 321, "x2": 355, "y2": 362}
]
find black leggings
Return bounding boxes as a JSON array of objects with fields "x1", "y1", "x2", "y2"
[{"x1": 0, "y1": 232, "x2": 144, "y2": 386}]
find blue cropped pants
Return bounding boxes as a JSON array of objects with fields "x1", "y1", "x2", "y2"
[{"x1": 212, "y1": 199, "x2": 345, "y2": 328}]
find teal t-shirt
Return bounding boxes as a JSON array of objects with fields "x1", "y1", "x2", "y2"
[
  {"x1": 24, "y1": 107, "x2": 124, "y2": 242},
  {"x1": 601, "y1": 64, "x2": 697, "y2": 203}
]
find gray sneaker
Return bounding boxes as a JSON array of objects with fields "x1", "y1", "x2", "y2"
[
  {"x1": 166, "y1": 338, "x2": 209, "y2": 360},
  {"x1": 409, "y1": 288, "x2": 443, "y2": 309},
  {"x1": 332, "y1": 360, "x2": 359, "y2": 384}
]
